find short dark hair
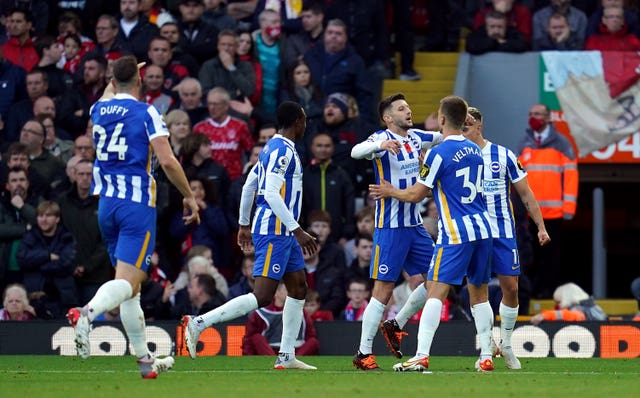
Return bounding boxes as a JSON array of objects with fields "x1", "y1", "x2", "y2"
[
  {"x1": 378, "y1": 93, "x2": 405, "y2": 121},
  {"x1": 6, "y1": 142, "x2": 29, "y2": 158},
  {"x1": 112, "y1": 56, "x2": 139, "y2": 87},
  {"x1": 439, "y1": 96, "x2": 468, "y2": 130},
  {"x1": 302, "y1": 1, "x2": 324, "y2": 14},
  {"x1": 355, "y1": 233, "x2": 373, "y2": 246},
  {"x1": 276, "y1": 101, "x2": 304, "y2": 129},
  {"x1": 307, "y1": 209, "x2": 332, "y2": 225},
  {"x1": 193, "y1": 273, "x2": 217, "y2": 297},
  {"x1": 35, "y1": 35, "x2": 56, "y2": 58},
  {"x1": 7, "y1": 165, "x2": 28, "y2": 177},
  {"x1": 83, "y1": 52, "x2": 108, "y2": 70}
]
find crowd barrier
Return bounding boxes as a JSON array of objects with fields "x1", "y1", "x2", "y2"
[{"x1": 0, "y1": 320, "x2": 638, "y2": 358}]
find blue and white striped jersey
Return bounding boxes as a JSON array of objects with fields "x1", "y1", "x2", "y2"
[
  {"x1": 251, "y1": 134, "x2": 303, "y2": 236},
  {"x1": 419, "y1": 135, "x2": 491, "y2": 245},
  {"x1": 90, "y1": 93, "x2": 169, "y2": 207},
  {"x1": 359, "y1": 128, "x2": 442, "y2": 229},
  {"x1": 481, "y1": 141, "x2": 527, "y2": 239}
]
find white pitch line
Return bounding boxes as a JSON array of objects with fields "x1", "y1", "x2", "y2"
[{"x1": 1, "y1": 370, "x2": 639, "y2": 375}]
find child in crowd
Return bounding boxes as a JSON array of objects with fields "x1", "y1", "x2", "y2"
[{"x1": 341, "y1": 278, "x2": 370, "y2": 321}]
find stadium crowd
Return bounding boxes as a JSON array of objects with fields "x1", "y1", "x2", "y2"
[{"x1": 0, "y1": 0, "x2": 637, "y2": 323}]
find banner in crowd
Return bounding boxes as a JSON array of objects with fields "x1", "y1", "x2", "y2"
[{"x1": 541, "y1": 51, "x2": 640, "y2": 162}]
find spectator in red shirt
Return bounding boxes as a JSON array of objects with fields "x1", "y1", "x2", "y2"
[
  {"x1": 242, "y1": 282, "x2": 319, "y2": 356},
  {"x1": 192, "y1": 87, "x2": 253, "y2": 180},
  {"x1": 2, "y1": 9, "x2": 39, "y2": 72},
  {"x1": 584, "y1": 5, "x2": 640, "y2": 51}
]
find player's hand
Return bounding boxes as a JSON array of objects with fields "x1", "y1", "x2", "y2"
[
  {"x1": 237, "y1": 225, "x2": 253, "y2": 252},
  {"x1": 369, "y1": 179, "x2": 393, "y2": 200},
  {"x1": 380, "y1": 139, "x2": 402, "y2": 155},
  {"x1": 293, "y1": 228, "x2": 319, "y2": 256},
  {"x1": 538, "y1": 230, "x2": 551, "y2": 246},
  {"x1": 183, "y1": 197, "x2": 200, "y2": 225}
]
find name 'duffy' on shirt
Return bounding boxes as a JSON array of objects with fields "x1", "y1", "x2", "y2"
[{"x1": 99, "y1": 105, "x2": 129, "y2": 117}]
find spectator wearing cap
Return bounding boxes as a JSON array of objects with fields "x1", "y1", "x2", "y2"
[
  {"x1": 307, "y1": 93, "x2": 376, "y2": 191},
  {"x1": 304, "y1": 19, "x2": 374, "y2": 123}
]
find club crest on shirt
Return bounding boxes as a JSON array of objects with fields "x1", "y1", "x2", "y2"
[
  {"x1": 419, "y1": 164, "x2": 430, "y2": 179},
  {"x1": 490, "y1": 161, "x2": 501, "y2": 173},
  {"x1": 517, "y1": 160, "x2": 525, "y2": 171}
]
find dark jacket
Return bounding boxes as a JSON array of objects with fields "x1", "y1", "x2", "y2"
[
  {"x1": 117, "y1": 14, "x2": 159, "y2": 62},
  {"x1": 17, "y1": 223, "x2": 78, "y2": 310},
  {"x1": 157, "y1": 286, "x2": 226, "y2": 320},
  {"x1": 56, "y1": 186, "x2": 111, "y2": 285},
  {"x1": 0, "y1": 59, "x2": 26, "y2": 137},
  {"x1": 465, "y1": 26, "x2": 529, "y2": 55},
  {"x1": 309, "y1": 243, "x2": 347, "y2": 317},
  {"x1": 302, "y1": 161, "x2": 355, "y2": 241},
  {"x1": 198, "y1": 57, "x2": 256, "y2": 99},
  {"x1": 0, "y1": 192, "x2": 38, "y2": 278},
  {"x1": 169, "y1": 203, "x2": 231, "y2": 269},
  {"x1": 39, "y1": 63, "x2": 75, "y2": 99},
  {"x1": 324, "y1": 0, "x2": 388, "y2": 67},
  {"x1": 533, "y1": 32, "x2": 584, "y2": 51},
  {"x1": 178, "y1": 19, "x2": 219, "y2": 65},
  {"x1": 303, "y1": 43, "x2": 373, "y2": 122}
]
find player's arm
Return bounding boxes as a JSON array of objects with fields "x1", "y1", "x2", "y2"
[
  {"x1": 369, "y1": 179, "x2": 431, "y2": 203},
  {"x1": 263, "y1": 172, "x2": 318, "y2": 255},
  {"x1": 513, "y1": 177, "x2": 550, "y2": 246},
  {"x1": 151, "y1": 135, "x2": 200, "y2": 225},
  {"x1": 237, "y1": 164, "x2": 258, "y2": 252},
  {"x1": 351, "y1": 134, "x2": 402, "y2": 159}
]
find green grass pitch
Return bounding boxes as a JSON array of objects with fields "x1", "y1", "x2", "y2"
[{"x1": 0, "y1": 356, "x2": 638, "y2": 398}]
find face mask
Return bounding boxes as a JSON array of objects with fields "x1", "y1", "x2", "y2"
[
  {"x1": 265, "y1": 26, "x2": 281, "y2": 39},
  {"x1": 528, "y1": 116, "x2": 545, "y2": 132}
]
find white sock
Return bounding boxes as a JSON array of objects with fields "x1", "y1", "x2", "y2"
[
  {"x1": 196, "y1": 293, "x2": 258, "y2": 331},
  {"x1": 280, "y1": 296, "x2": 305, "y2": 354},
  {"x1": 396, "y1": 283, "x2": 427, "y2": 329},
  {"x1": 499, "y1": 302, "x2": 518, "y2": 347},
  {"x1": 86, "y1": 279, "x2": 132, "y2": 322},
  {"x1": 472, "y1": 301, "x2": 494, "y2": 358},
  {"x1": 119, "y1": 293, "x2": 148, "y2": 358},
  {"x1": 358, "y1": 297, "x2": 385, "y2": 355},
  {"x1": 416, "y1": 298, "x2": 442, "y2": 357}
]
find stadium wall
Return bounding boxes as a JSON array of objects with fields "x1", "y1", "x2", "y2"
[
  {"x1": 0, "y1": 321, "x2": 638, "y2": 358},
  {"x1": 454, "y1": 52, "x2": 540, "y2": 153}
]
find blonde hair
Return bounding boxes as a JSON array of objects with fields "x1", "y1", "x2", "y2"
[
  {"x1": 165, "y1": 109, "x2": 191, "y2": 130},
  {"x1": 3, "y1": 284, "x2": 29, "y2": 307},
  {"x1": 553, "y1": 283, "x2": 589, "y2": 309}
]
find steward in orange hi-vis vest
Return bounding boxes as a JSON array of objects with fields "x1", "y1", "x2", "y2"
[{"x1": 517, "y1": 124, "x2": 578, "y2": 220}]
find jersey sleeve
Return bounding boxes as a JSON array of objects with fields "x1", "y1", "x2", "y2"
[
  {"x1": 417, "y1": 149, "x2": 442, "y2": 189},
  {"x1": 412, "y1": 129, "x2": 443, "y2": 149},
  {"x1": 145, "y1": 105, "x2": 170, "y2": 141},
  {"x1": 351, "y1": 131, "x2": 386, "y2": 160},
  {"x1": 506, "y1": 148, "x2": 527, "y2": 184}
]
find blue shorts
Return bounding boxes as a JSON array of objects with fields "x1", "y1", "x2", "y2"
[
  {"x1": 98, "y1": 197, "x2": 156, "y2": 271},
  {"x1": 428, "y1": 239, "x2": 492, "y2": 286},
  {"x1": 491, "y1": 237, "x2": 520, "y2": 276},
  {"x1": 371, "y1": 226, "x2": 434, "y2": 282},
  {"x1": 252, "y1": 234, "x2": 305, "y2": 280}
]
